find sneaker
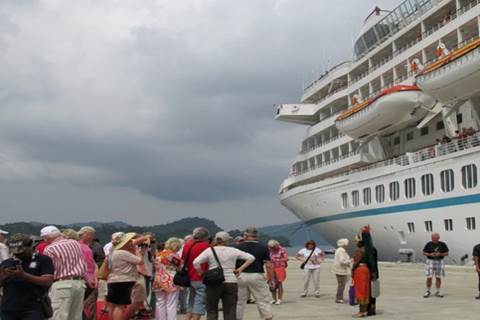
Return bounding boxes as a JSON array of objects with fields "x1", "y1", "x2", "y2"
[
  {"x1": 476, "y1": 294, "x2": 480, "y2": 300},
  {"x1": 300, "y1": 293, "x2": 307, "y2": 298},
  {"x1": 423, "y1": 291, "x2": 431, "y2": 298},
  {"x1": 336, "y1": 299, "x2": 344, "y2": 304},
  {"x1": 435, "y1": 292, "x2": 444, "y2": 298},
  {"x1": 275, "y1": 300, "x2": 282, "y2": 305},
  {"x1": 246, "y1": 299, "x2": 256, "y2": 304},
  {"x1": 270, "y1": 300, "x2": 276, "y2": 305},
  {"x1": 315, "y1": 293, "x2": 321, "y2": 298}
]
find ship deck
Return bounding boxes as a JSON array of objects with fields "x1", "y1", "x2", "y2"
[{"x1": 240, "y1": 260, "x2": 480, "y2": 320}]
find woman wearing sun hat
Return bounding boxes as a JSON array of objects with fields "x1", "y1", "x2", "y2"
[{"x1": 106, "y1": 232, "x2": 144, "y2": 320}]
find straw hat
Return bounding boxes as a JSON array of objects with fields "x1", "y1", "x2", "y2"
[{"x1": 114, "y1": 232, "x2": 137, "y2": 250}]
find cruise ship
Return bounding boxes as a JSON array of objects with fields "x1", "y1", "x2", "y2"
[{"x1": 276, "y1": 0, "x2": 480, "y2": 263}]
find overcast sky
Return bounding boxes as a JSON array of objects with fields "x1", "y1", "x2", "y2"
[{"x1": 0, "y1": 0, "x2": 400, "y2": 229}]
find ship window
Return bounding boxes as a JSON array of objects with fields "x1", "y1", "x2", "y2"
[
  {"x1": 440, "y1": 169, "x2": 454, "y2": 192},
  {"x1": 425, "y1": 220, "x2": 433, "y2": 232},
  {"x1": 363, "y1": 188, "x2": 372, "y2": 205},
  {"x1": 393, "y1": 136, "x2": 401, "y2": 145},
  {"x1": 341, "y1": 193, "x2": 348, "y2": 208},
  {"x1": 461, "y1": 164, "x2": 477, "y2": 189},
  {"x1": 444, "y1": 219, "x2": 453, "y2": 231},
  {"x1": 407, "y1": 222, "x2": 415, "y2": 233},
  {"x1": 466, "y1": 217, "x2": 476, "y2": 230},
  {"x1": 389, "y1": 181, "x2": 400, "y2": 201},
  {"x1": 420, "y1": 126, "x2": 429, "y2": 136},
  {"x1": 436, "y1": 121, "x2": 445, "y2": 130},
  {"x1": 363, "y1": 28, "x2": 378, "y2": 49},
  {"x1": 352, "y1": 191, "x2": 360, "y2": 207},
  {"x1": 309, "y1": 158, "x2": 316, "y2": 169},
  {"x1": 375, "y1": 185, "x2": 385, "y2": 203},
  {"x1": 421, "y1": 174, "x2": 434, "y2": 195},
  {"x1": 406, "y1": 132, "x2": 414, "y2": 141},
  {"x1": 404, "y1": 178, "x2": 416, "y2": 199},
  {"x1": 457, "y1": 113, "x2": 463, "y2": 124}
]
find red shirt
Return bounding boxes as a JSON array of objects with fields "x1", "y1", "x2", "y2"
[
  {"x1": 44, "y1": 238, "x2": 86, "y2": 280},
  {"x1": 36, "y1": 242, "x2": 49, "y2": 254},
  {"x1": 181, "y1": 240, "x2": 209, "y2": 281}
]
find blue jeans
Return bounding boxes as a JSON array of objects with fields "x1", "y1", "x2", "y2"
[
  {"x1": 1, "y1": 304, "x2": 45, "y2": 320},
  {"x1": 188, "y1": 281, "x2": 206, "y2": 315}
]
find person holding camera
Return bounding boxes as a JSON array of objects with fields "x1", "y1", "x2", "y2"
[
  {"x1": 0, "y1": 233, "x2": 54, "y2": 320},
  {"x1": 296, "y1": 240, "x2": 324, "y2": 298}
]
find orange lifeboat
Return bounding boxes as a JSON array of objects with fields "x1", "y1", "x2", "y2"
[{"x1": 335, "y1": 85, "x2": 435, "y2": 139}]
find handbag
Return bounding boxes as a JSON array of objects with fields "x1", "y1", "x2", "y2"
[
  {"x1": 173, "y1": 242, "x2": 198, "y2": 287},
  {"x1": 40, "y1": 294, "x2": 53, "y2": 318},
  {"x1": 202, "y1": 247, "x2": 225, "y2": 286},
  {"x1": 97, "y1": 258, "x2": 110, "y2": 280},
  {"x1": 371, "y1": 279, "x2": 380, "y2": 298},
  {"x1": 348, "y1": 284, "x2": 356, "y2": 306},
  {"x1": 300, "y1": 247, "x2": 316, "y2": 270}
]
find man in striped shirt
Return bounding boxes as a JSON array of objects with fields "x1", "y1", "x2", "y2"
[{"x1": 42, "y1": 225, "x2": 87, "y2": 320}]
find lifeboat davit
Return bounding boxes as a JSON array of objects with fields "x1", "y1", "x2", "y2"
[
  {"x1": 335, "y1": 85, "x2": 435, "y2": 139},
  {"x1": 416, "y1": 38, "x2": 480, "y2": 104}
]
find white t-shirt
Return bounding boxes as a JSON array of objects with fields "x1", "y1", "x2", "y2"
[
  {"x1": 297, "y1": 248, "x2": 323, "y2": 270},
  {"x1": 193, "y1": 246, "x2": 255, "y2": 283},
  {"x1": 0, "y1": 242, "x2": 9, "y2": 263}
]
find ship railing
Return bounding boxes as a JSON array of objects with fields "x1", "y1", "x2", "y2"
[
  {"x1": 300, "y1": 132, "x2": 346, "y2": 154},
  {"x1": 348, "y1": 0, "x2": 479, "y2": 88},
  {"x1": 303, "y1": 61, "x2": 351, "y2": 94},
  {"x1": 290, "y1": 131, "x2": 480, "y2": 180},
  {"x1": 291, "y1": 150, "x2": 360, "y2": 176}
]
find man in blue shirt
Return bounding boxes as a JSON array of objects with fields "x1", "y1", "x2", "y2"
[{"x1": 0, "y1": 233, "x2": 54, "y2": 320}]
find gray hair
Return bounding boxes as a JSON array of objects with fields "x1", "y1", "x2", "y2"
[{"x1": 193, "y1": 227, "x2": 209, "y2": 240}]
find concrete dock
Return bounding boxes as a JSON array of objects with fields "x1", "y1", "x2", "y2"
[{"x1": 240, "y1": 260, "x2": 480, "y2": 320}]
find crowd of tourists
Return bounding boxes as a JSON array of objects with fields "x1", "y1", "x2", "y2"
[{"x1": 0, "y1": 224, "x2": 479, "y2": 320}]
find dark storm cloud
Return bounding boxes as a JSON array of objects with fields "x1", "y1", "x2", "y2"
[{"x1": 0, "y1": 0, "x2": 400, "y2": 223}]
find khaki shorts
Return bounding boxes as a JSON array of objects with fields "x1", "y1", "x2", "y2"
[{"x1": 131, "y1": 277, "x2": 147, "y2": 303}]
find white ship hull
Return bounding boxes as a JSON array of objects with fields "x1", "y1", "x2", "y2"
[{"x1": 280, "y1": 147, "x2": 480, "y2": 263}]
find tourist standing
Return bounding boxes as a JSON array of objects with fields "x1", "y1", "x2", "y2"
[
  {"x1": 78, "y1": 226, "x2": 98, "y2": 320},
  {"x1": 182, "y1": 227, "x2": 210, "y2": 320},
  {"x1": 352, "y1": 226, "x2": 378, "y2": 318},
  {"x1": 267, "y1": 240, "x2": 288, "y2": 305},
  {"x1": 194, "y1": 231, "x2": 255, "y2": 320},
  {"x1": 154, "y1": 237, "x2": 182, "y2": 320},
  {"x1": 474, "y1": 242, "x2": 480, "y2": 299},
  {"x1": 296, "y1": 240, "x2": 324, "y2": 298},
  {"x1": 178, "y1": 235, "x2": 193, "y2": 315},
  {"x1": 0, "y1": 233, "x2": 54, "y2": 320},
  {"x1": 332, "y1": 238, "x2": 351, "y2": 303},
  {"x1": 236, "y1": 227, "x2": 273, "y2": 320},
  {"x1": 423, "y1": 233, "x2": 449, "y2": 298},
  {"x1": 43, "y1": 225, "x2": 87, "y2": 320},
  {"x1": 106, "y1": 232, "x2": 144, "y2": 320},
  {"x1": 0, "y1": 229, "x2": 9, "y2": 263}
]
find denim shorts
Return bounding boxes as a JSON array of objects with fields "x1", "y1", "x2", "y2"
[{"x1": 188, "y1": 281, "x2": 206, "y2": 315}]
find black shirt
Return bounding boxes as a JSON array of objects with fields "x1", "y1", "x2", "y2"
[
  {"x1": 0, "y1": 253, "x2": 54, "y2": 311},
  {"x1": 473, "y1": 244, "x2": 480, "y2": 258},
  {"x1": 423, "y1": 241, "x2": 449, "y2": 260},
  {"x1": 236, "y1": 241, "x2": 270, "y2": 273}
]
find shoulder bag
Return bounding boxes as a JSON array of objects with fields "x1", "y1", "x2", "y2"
[
  {"x1": 300, "y1": 247, "x2": 316, "y2": 270},
  {"x1": 202, "y1": 247, "x2": 225, "y2": 286},
  {"x1": 173, "y1": 242, "x2": 197, "y2": 287},
  {"x1": 97, "y1": 258, "x2": 110, "y2": 281}
]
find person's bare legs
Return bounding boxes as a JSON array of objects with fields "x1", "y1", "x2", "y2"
[
  {"x1": 278, "y1": 283, "x2": 284, "y2": 301},
  {"x1": 111, "y1": 305, "x2": 126, "y2": 320}
]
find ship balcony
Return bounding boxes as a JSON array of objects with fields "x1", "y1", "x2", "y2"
[
  {"x1": 299, "y1": 134, "x2": 351, "y2": 158},
  {"x1": 284, "y1": 150, "x2": 377, "y2": 190},
  {"x1": 275, "y1": 104, "x2": 318, "y2": 125}
]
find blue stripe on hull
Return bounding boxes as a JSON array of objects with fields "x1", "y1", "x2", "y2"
[{"x1": 305, "y1": 193, "x2": 480, "y2": 226}]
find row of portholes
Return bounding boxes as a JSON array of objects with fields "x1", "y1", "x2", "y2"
[{"x1": 340, "y1": 164, "x2": 478, "y2": 208}]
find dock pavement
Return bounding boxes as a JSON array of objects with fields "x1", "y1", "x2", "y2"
[{"x1": 239, "y1": 260, "x2": 480, "y2": 320}]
